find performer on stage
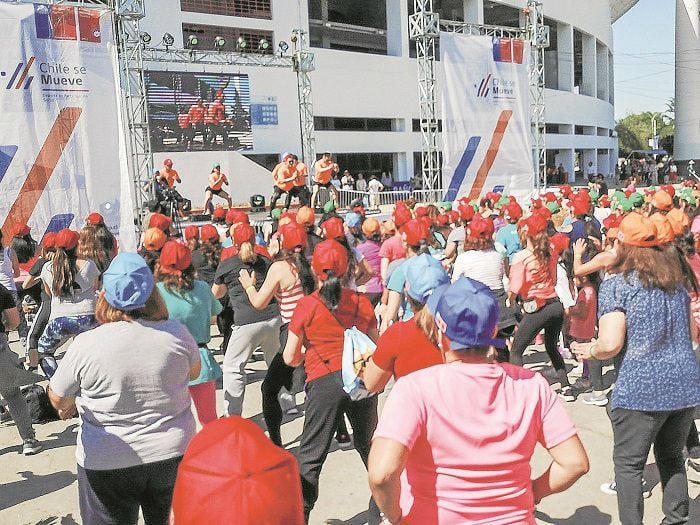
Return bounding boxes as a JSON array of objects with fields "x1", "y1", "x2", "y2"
[
  {"x1": 293, "y1": 156, "x2": 311, "y2": 207},
  {"x1": 270, "y1": 154, "x2": 301, "y2": 213},
  {"x1": 311, "y1": 152, "x2": 340, "y2": 208},
  {"x1": 203, "y1": 162, "x2": 232, "y2": 214},
  {"x1": 161, "y1": 159, "x2": 181, "y2": 188}
]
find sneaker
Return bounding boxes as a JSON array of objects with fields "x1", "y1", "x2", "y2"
[
  {"x1": 571, "y1": 377, "x2": 592, "y2": 394},
  {"x1": 22, "y1": 438, "x2": 43, "y2": 456},
  {"x1": 582, "y1": 391, "x2": 609, "y2": 406},
  {"x1": 559, "y1": 386, "x2": 576, "y2": 402},
  {"x1": 600, "y1": 480, "x2": 651, "y2": 498}
]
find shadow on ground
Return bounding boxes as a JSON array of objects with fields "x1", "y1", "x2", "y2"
[
  {"x1": 0, "y1": 470, "x2": 75, "y2": 511},
  {"x1": 536, "y1": 505, "x2": 612, "y2": 524}
]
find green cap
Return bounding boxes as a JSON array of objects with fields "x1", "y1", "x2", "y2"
[
  {"x1": 680, "y1": 188, "x2": 697, "y2": 206},
  {"x1": 438, "y1": 201, "x2": 452, "y2": 211},
  {"x1": 212, "y1": 162, "x2": 220, "y2": 169},
  {"x1": 323, "y1": 200, "x2": 336, "y2": 214},
  {"x1": 628, "y1": 192, "x2": 644, "y2": 208},
  {"x1": 616, "y1": 197, "x2": 633, "y2": 213},
  {"x1": 589, "y1": 190, "x2": 599, "y2": 203},
  {"x1": 270, "y1": 208, "x2": 283, "y2": 221},
  {"x1": 546, "y1": 201, "x2": 560, "y2": 214},
  {"x1": 495, "y1": 196, "x2": 511, "y2": 209}
]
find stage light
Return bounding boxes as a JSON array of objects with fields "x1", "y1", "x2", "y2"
[
  {"x1": 162, "y1": 32, "x2": 175, "y2": 50},
  {"x1": 214, "y1": 36, "x2": 226, "y2": 51},
  {"x1": 236, "y1": 37, "x2": 247, "y2": 51},
  {"x1": 140, "y1": 32, "x2": 151, "y2": 44},
  {"x1": 186, "y1": 35, "x2": 199, "y2": 49},
  {"x1": 258, "y1": 38, "x2": 270, "y2": 51},
  {"x1": 278, "y1": 40, "x2": 289, "y2": 54}
]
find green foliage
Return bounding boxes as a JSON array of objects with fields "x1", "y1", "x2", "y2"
[{"x1": 615, "y1": 109, "x2": 674, "y2": 157}]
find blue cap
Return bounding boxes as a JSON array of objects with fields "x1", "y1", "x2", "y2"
[
  {"x1": 403, "y1": 253, "x2": 449, "y2": 304},
  {"x1": 345, "y1": 212, "x2": 362, "y2": 229},
  {"x1": 102, "y1": 253, "x2": 155, "y2": 311},
  {"x1": 427, "y1": 276, "x2": 503, "y2": 349}
]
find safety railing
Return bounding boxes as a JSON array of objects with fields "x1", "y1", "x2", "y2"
[{"x1": 338, "y1": 188, "x2": 445, "y2": 209}]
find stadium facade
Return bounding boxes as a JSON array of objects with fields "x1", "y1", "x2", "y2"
[{"x1": 141, "y1": 1, "x2": 635, "y2": 192}]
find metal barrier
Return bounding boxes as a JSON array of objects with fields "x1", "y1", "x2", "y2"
[{"x1": 338, "y1": 188, "x2": 445, "y2": 209}]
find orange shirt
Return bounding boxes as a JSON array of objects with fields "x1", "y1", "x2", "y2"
[
  {"x1": 313, "y1": 159, "x2": 338, "y2": 184},
  {"x1": 163, "y1": 168, "x2": 180, "y2": 188},
  {"x1": 205, "y1": 101, "x2": 225, "y2": 124},
  {"x1": 294, "y1": 162, "x2": 308, "y2": 187},
  {"x1": 209, "y1": 171, "x2": 227, "y2": 191},
  {"x1": 177, "y1": 114, "x2": 190, "y2": 129},
  {"x1": 188, "y1": 105, "x2": 205, "y2": 125},
  {"x1": 272, "y1": 162, "x2": 296, "y2": 192}
]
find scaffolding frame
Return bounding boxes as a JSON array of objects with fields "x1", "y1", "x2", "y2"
[{"x1": 409, "y1": 0, "x2": 547, "y2": 196}]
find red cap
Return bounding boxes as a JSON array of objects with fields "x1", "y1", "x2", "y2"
[
  {"x1": 393, "y1": 205, "x2": 412, "y2": 228},
  {"x1": 447, "y1": 210, "x2": 460, "y2": 224},
  {"x1": 321, "y1": 217, "x2": 345, "y2": 240},
  {"x1": 170, "y1": 416, "x2": 304, "y2": 525},
  {"x1": 279, "y1": 222, "x2": 308, "y2": 251},
  {"x1": 232, "y1": 224, "x2": 256, "y2": 247},
  {"x1": 503, "y1": 202, "x2": 523, "y2": 221},
  {"x1": 415, "y1": 206, "x2": 428, "y2": 217},
  {"x1": 212, "y1": 207, "x2": 227, "y2": 221},
  {"x1": 533, "y1": 206, "x2": 552, "y2": 221},
  {"x1": 144, "y1": 228, "x2": 167, "y2": 251},
  {"x1": 543, "y1": 191, "x2": 557, "y2": 203},
  {"x1": 12, "y1": 223, "x2": 31, "y2": 237},
  {"x1": 458, "y1": 204, "x2": 475, "y2": 221},
  {"x1": 603, "y1": 214, "x2": 624, "y2": 230},
  {"x1": 467, "y1": 215, "x2": 495, "y2": 239},
  {"x1": 436, "y1": 214, "x2": 450, "y2": 226},
  {"x1": 550, "y1": 232, "x2": 570, "y2": 253},
  {"x1": 296, "y1": 206, "x2": 315, "y2": 226},
  {"x1": 184, "y1": 225, "x2": 199, "y2": 240},
  {"x1": 312, "y1": 240, "x2": 348, "y2": 280},
  {"x1": 200, "y1": 224, "x2": 220, "y2": 243},
  {"x1": 54, "y1": 229, "x2": 80, "y2": 250},
  {"x1": 226, "y1": 209, "x2": 250, "y2": 226},
  {"x1": 617, "y1": 213, "x2": 658, "y2": 247},
  {"x1": 419, "y1": 215, "x2": 433, "y2": 229},
  {"x1": 598, "y1": 194, "x2": 611, "y2": 208},
  {"x1": 560, "y1": 184, "x2": 573, "y2": 197},
  {"x1": 570, "y1": 197, "x2": 590, "y2": 217},
  {"x1": 400, "y1": 219, "x2": 430, "y2": 246},
  {"x1": 42, "y1": 232, "x2": 57, "y2": 249},
  {"x1": 159, "y1": 241, "x2": 192, "y2": 275},
  {"x1": 148, "y1": 212, "x2": 173, "y2": 232},
  {"x1": 661, "y1": 184, "x2": 676, "y2": 198},
  {"x1": 519, "y1": 214, "x2": 548, "y2": 236},
  {"x1": 86, "y1": 213, "x2": 104, "y2": 226},
  {"x1": 163, "y1": 158, "x2": 173, "y2": 167},
  {"x1": 485, "y1": 191, "x2": 501, "y2": 203}
]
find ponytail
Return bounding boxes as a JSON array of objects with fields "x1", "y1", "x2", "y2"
[
  {"x1": 530, "y1": 231, "x2": 552, "y2": 273},
  {"x1": 52, "y1": 247, "x2": 78, "y2": 297},
  {"x1": 238, "y1": 241, "x2": 256, "y2": 264},
  {"x1": 293, "y1": 250, "x2": 317, "y2": 295},
  {"x1": 319, "y1": 271, "x2": 342, "y2": 310}
]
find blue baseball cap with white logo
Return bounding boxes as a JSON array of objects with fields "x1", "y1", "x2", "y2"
[{"x1": 404, "y1": 253, "x2": 449, "y2": 304}]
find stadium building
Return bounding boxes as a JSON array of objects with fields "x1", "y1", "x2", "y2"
[{"x1": 140, "y1": 1, "x2": 637, "y2": 204}]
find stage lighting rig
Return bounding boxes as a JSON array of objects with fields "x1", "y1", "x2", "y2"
[
  {"x1": 162, "y1": 32, "x2": 175, "y2": 50},
  {"x1": 278, "y1": 40, "x2": 289, "y2": 55},
  {"x1": 236, "y1": 37, "x2": 248, "y2": 51},
  {"x1": 214, "y1": 36, "x2": 226, "y2": 51},
  {"x1": 185, "y1": 35, "x2": 199, "y2": 49},
  {"x1": 140, "y1": 32, "x2": 151, "y2": 45},
  {"x1": 258, "y1": 38, "x2": 270, "y2": 52}
]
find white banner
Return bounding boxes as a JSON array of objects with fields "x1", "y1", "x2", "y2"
[
  {"x1": 440, "y1": 33, "x2": 533, "y2": 202},
  {"x1": 0, "y1": 3, "x2": 135, "y2": 249}
]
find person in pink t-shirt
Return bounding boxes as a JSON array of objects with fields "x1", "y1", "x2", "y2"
[{"x1": 369, "y1": 277, "x2": 589, "y2": 525}]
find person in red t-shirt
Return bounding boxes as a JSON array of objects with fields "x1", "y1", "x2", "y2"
[
  {"x1": 283, "y1": 240, "x2": 381, "y2": 523},
  {"x1": 364, "y1": 253, "x2": 447, "y2": 393},
  {"x1": 205, "y1": 96, "x2": 227, "y2": 145},
  {"x1": 177, "y1": 108, "x2": 194, "y2": 150},
  {"x1": 187, "y1": 99, "x2": 206, "y2": 145}
]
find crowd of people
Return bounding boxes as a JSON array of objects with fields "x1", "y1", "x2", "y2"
[{"x1": 1, "y1": 174, "x2": 699, "y2": 524}]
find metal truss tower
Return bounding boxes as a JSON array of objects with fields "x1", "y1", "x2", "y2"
[
  {"x1": 408, "y1": 0, "x2": 441, "y2": 201},
  {"x1": 292, "y1": 29, "x2": 317, "y2": 174},
  {"x1": 410, "y1": 0, "x2": 547, "y2": 195}
]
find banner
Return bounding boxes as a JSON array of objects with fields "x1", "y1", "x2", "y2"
[
  {"x1": 0, "y1": 3, "x2": 134, "y2": 249},
  {"x1": 146, "y1": 71, "x2": 253, "y2": 153},
  {"x1": 440, "y1": 33, "x2": 533, "y2": 202}
]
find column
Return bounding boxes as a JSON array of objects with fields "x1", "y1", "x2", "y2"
[
  {"x1": 674, "y1": 0, "x2": 700, "y2": 162},
  {"x1": 583, "y1": 149, "x2": 597, "y2": 180},
  {"x1": 581, "y1": 33, "x2": 597, "y2": 97},
  {"x1": 596, "y1": 42, "x2": 609, "y2": 102},
  {"x1": 464, "y1": 0, "x2": 484, "y2": 24},
  {"x1": 387, "y1": 0, "x2": 409, "y2": 57},
  {"x1": 597, "y1": 150, "x2": 608, "y2": 177},
  {"x1": 557, "y1": 22, "x2": 573, "y2": 92}
]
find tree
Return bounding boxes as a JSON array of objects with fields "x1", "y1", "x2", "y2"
[{"x1": 615, "y1": 110, "x2": 674, "y2": 157}]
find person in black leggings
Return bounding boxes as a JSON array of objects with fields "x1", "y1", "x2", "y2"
[{"x1": 507, "y1": 215, "x2": 573, "y2": 400}]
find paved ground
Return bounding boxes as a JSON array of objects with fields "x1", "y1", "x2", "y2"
[{"x1": 1, "y1": 333, "x2": 698, "y2": 525}]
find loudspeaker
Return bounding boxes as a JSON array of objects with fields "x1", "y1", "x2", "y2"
[{"x1": 250, "y1": 194, "x2": 266, "y2": 213}]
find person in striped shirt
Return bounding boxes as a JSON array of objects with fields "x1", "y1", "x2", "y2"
[{"x1": 238, "y1": 222, "x2": 316, "y2": 446}]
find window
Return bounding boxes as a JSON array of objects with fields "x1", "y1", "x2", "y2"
[
  {"x1": 182, "y1": 23, "x2": 273, "y2": 54},
  {"x1": 483, "y1": 1, "x2": 521, "y2": 28},
  {"x1": 544, "y1": 18, "x2": 558, "y2": 90},
  {"x1": 573, "y1": 29, "x2": 583, "y2": 92},
  {"x1": 334, "y1": 153, "x2": 394, "y2": 179},
  {"x1": 309, "y1": 0, "x2": 388, "y2": 55},
  {"x1": 412, "y1": 119, "x2": 443, "y2": 132},
  {"x1": 314, "y1": 117, "x2": 393, "y2": 132},
  {"x1": 180, "y1": 0, "x2": 272, "y2": 19}
]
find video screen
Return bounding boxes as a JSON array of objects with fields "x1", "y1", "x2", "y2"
[{"x1": 145, "y1": 71, "x2": 253, "y2": 152}]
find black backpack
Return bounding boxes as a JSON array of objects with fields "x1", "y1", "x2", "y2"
[{"x1": 21, "y1": 384, "x2": 59, "y2": 424}]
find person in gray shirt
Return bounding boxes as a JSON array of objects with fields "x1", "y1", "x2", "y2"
[{"x1": 49, "y1": 253, "x2": 201, "y2": 525}]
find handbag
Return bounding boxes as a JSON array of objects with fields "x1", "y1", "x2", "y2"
[{"x1": 189, "y1": 346, "x2": 223, "y2": 386}]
